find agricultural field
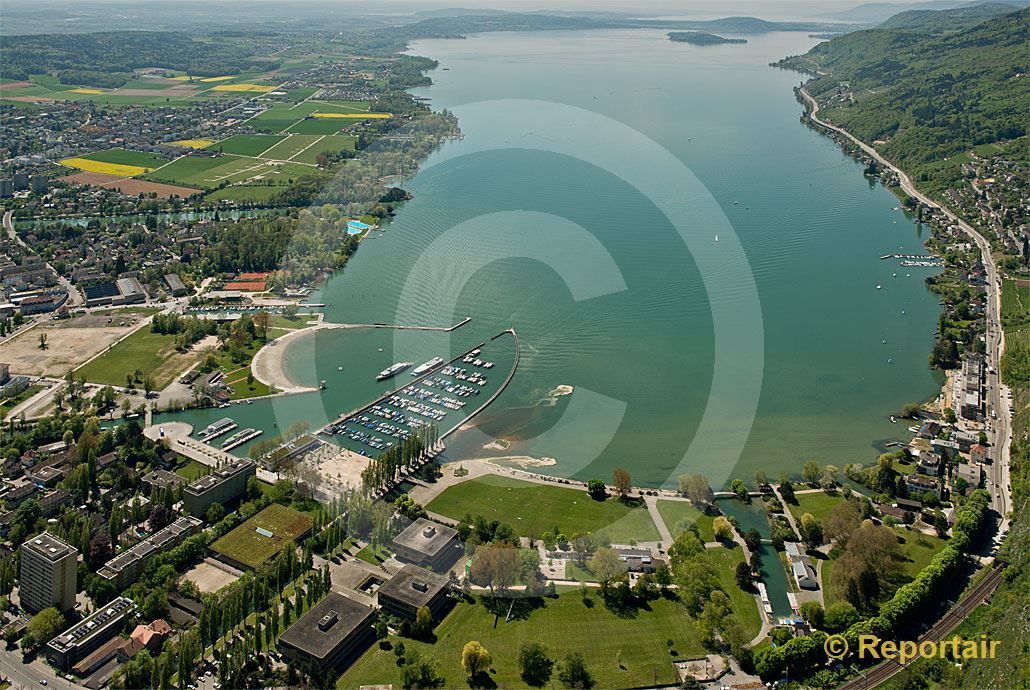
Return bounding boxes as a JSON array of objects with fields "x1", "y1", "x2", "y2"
[
  {"x1": 210, "y1": 134, "x2": 286, "y2": 157},
  {"x1": 341, "y1": 592, "x2": 707, "y2": 689},
  {"x1": 143, "y1": 154, "x2": 311, "y2": 189},
  {"x1": 204, "y1": 185, "x2": 283, "y2": 202},
  {"x1": 60, "y1": 148, "x2": 168, "y2": 177},
  {"x1": 290, "y1": 134, "x2": 356, "y2": 164},
  {"x1": 249, "y1": 100, "x2": 375, "y2": 133},
  {"x1": 426, "y1": 475, "x2": 660, "y2": 543},
  {"x1": 210, "y1": 504, "x2": 313, "y2": 569}
]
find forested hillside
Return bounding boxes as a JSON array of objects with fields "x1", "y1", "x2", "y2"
[
  {"x1": 878, "y1": 2, "x2": 1020, "y2": 32},
  {"x1": 777, "y1": 9, "x2": 1028, "y2": 183}
]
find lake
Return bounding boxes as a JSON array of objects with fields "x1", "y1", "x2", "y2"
[{"x1": 164, "y1": 29, "x2": 942, "y2": 490}]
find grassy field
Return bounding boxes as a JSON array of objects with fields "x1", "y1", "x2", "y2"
[
  {"x1": 0, "y1": 385, "x2": 43, "y2": 417},
  {"x1": 174, "y1": 459, "x2": 210, "y2": 482},
  {"x1": 74, "y1": 327, "x2": 202, "y2": 389},
  {"x1": 290, "y1": 134, "x2": 356, "y2": 164},
  {"x1": 654, "y1": 499, "x2": 715, "y2": 542},
  {"x1": 427, "y1": 475, "x2": 659, "y2": 542},
  {"x1": 259, "y1": 134, "x2": 323, "y2": 160},
  {"x1": 249, "y1": 100, "x2": 371, "y2": 133},
  {"x1": 210, "y1": 504, "x2": 312, "y2": 569},
  {"x1": 80, "y1": 148, "x2": 168, "y2": 168},
  {"x1": 785, "y1": 491, "x2": 845, "y2": 524},
  {"x1": 822, "y1": 527, "x2": 947, "y2": 607},
  {"x1": 340, "y1": 592, "x2": 707, "y2": 689},
  {"x1": 711, "y1": 545, "x2": 762, "y2": 637},
  {"x1": 143, "y1": 154, "x2": 311, "y2": 189},
  {"x1": 209, "y1": 134, "x2": 285, "y2": 157}
]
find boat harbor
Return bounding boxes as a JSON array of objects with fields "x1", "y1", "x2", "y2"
[{"x1": 318, "y1": 330, "x2": 517, "y2": 458}]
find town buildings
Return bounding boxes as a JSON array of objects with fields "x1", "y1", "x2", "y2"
[
  {"x1": 19, "y1": 532, "x2": 77, "y2": 613},
  {"x1": 391, "y1": 518, "x2": 460, "y2": 572},
  {"x1": 44, "y1": 597, "x2": 135, "y2": 671},
  {"x1": 377, "y1": 564, "x2": 450, "y2": 622},
  {"x1": 277, "y1": 593, "x2": 375, "y2": 675}
]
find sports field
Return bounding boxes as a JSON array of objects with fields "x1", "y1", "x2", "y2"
[
  {"x1": 210, "y1": 504, "x2": 313, "y2": 569},
  {"x1": 427, "y1": 475, "x2": 660, "y2": 542},
  {"x1": 341, "y1": 592, "x2": 707, "y2": 689}
]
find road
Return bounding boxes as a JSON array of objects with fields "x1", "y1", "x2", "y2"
[
  {"x1": 837, "y1": 563, "x2": 1005, "y2": 690},
  {"x1": 3, "y1": 210, "x2": 83, "y2": 307},
  {"x1": 801, "y1": 89, "x2": 1011, "y2": 521},
  {"x1": 0, "y1": 644, "x2": 84, "y2": 690}
]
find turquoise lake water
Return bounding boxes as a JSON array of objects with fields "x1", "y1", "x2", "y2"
[{"x1": 163, "y1": 29, "x2": 943, "y2": 490}]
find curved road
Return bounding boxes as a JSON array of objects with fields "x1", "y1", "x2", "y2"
[{"x1": 800, "y1": 89, "x2": 1012, "y2": 521}]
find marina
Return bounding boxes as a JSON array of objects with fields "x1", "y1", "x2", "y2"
[
  {"x1": 317, "y1": 330, "x2": 518, "y2": 457},
  {"x1": 220, "y1": 427, "x2": 263, "y2": 451},
  {"x1": 195, "y1": 417, "x2": 237, "y2": 443}
]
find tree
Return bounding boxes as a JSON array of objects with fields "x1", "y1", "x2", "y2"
[
  {"x1": 754, "y1": 470, "x2": 768, "y2": 487},
  {"x1": 585, "y1": 479, "x2": 606, "y2": 501},
  {"x1": 38, "y1": 332, "x2": 48, "y2": 350},
  {"x1": 802, "y1": 461, "x2": 821, "y2": 484},
  {"x1": 743, "y1": 528, "x2": 761, "y2": 552},
  {"x1": 799, "y1": 512, "x2": 823, "y2": 547},
  {"x1": 401, "y1": 651, "x2": 443, "y2": 689},
  {"x1": 735, "y1": 560, "x2": 752, "y2": 590},
  {"x1": 557, "y1": 652, "x2": 593, "y2": 689},
  {"x1": 414, "y1": 605, "x2": 433, "y2": 638},
  {"x1": 730, "y1": 478, "x2": 749, "y2": 502},
  {"x1": 28, "y1": 607, "x2": 65, "y2": 644},
  {"x1": 823, "y1": 499, "x2": 863, "y2": 547},
  {"x1": 588, "y1": 547, "x2": 625, "y2": 590},
  {"x1": 713, "y1": 516, "x2": 733, "y2": 541},
  {"x1": 679, "y1": 473, "x2": 714, "y2": 507},
  {"x1": 799, "y1": 601, "x2": 824, "y2": 629},
  {"x1": 830, "y1": 522, "x2": 902, "y2": 611},
  {"x1": 205, "y1": 502, "x2": 225, "y2": 524},
  {"x1": 518, "y1": 642, "x2": 554, "y2": 686},
  {"x1": 612, "y1": 468, "x2": 631, "y2": 498},
  {"x1": 461, "y1": 640, "x2": 492, "y2": 679},
  {"x1": 779, "y1": 477, "x2": 796, "y2": 503},
  {"x1": 824, "y1": 601, "x2": 860, "y2": 633}
]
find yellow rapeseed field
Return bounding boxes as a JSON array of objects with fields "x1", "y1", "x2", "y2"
[
  {"x1": 211, "y1": 83, "x2": 277, "y2": 93},
  {"x1": 312, "y1": 112, "x2": 391, "y2": 119},
  {"x1": 199, "y1": 76, "x2": 236, "y2": 82},
  {"x1": 60, "y1": 158, "x2": 152, "y2": 177},
  {"x1": 68, "y1": 88, "x2": 105, "y2": 94},
  {"x1": 169, "y1": 75, "x2": 192, "y2": 81},
  {"x1": 170, "y1": 139, "x2": 217, "y2": 149}
]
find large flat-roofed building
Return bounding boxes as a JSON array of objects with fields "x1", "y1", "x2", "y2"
[
  {"x1": 183, "y1": 458, "x2": 255, "y2": 518},
  {"x1": 391, "y1": 518, "x2": 460, "y2": 572},
  {"x1": 45, "y1": 597, "x2": 134, "y2": 670},
  {"x1": 20, "y1": 532, "x2": 77, "y2": 613},
  {"x1": 278, "y1": 593, "x2": 375, "y2": 675},
  {"x1": 98, "y1": 516, "x2": 202, "y2": 589},
  {"x1": 377, "y1": 564, "x2": 450, "y2": 622}
]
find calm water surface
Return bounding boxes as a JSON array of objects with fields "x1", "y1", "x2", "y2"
[{"x1": 165, "y1": 29, "x2": 942, "y2": 488}]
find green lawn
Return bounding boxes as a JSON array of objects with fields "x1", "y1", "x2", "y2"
[
  {"x1": 208, "y1": 134, "x2": 285, "y2": 157},
  {"x1": 355, "y1": 543, "x2": 393, "y2": 565},
  {"x1": 284, "y1": 118, "x2": 352, "y2": 135},
  {"x1": 174, "y1": 459, "x2": 210, "y2": 481},
  {"x1": 227, "y1": 375, "x2": 272, "y2": 400},
  {"x1": 0, "y1": 384, "x2": 43, "y2": 417},
  {"x1": 427, "y1": 476, "x2": 660, "y2": 543},
  {"x1": 145, "y1": 154, "x2": 311, "y2": 189},
  {"x1": 74, "y1": 327, "x2": 202, "y2": 389},
  {"x1": 80, "y1": 147, "x2": 168, "y2": 168},
  {"x1": 711, "y1": 545, "x2": 762, "y2": 639},
  {"x1": 340, "y1": 592, "x2": 706, "y2": 689},
  {"x1": 785, "y1": 491, "x2": 845, "y2": 524},
  {"x1": 654, "y1": 499, "x2": 715, "y2": 542},
  {"x1": 210, "y1": 504, "x2": 313, "y2": 569}
]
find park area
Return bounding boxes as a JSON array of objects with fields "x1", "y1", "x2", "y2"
[
  {"x1": 340, "y1": 591, "x2": 708, "y2": 689},
  {"x1": 73, "y1": 327, "x2": 210, "y2": 390},
  {"x1": 426, "y1": 475, "x2": 660, "y2": 543},
  {"x1": 210, "y1": 504, "x2": 313, "y2": 570}
]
